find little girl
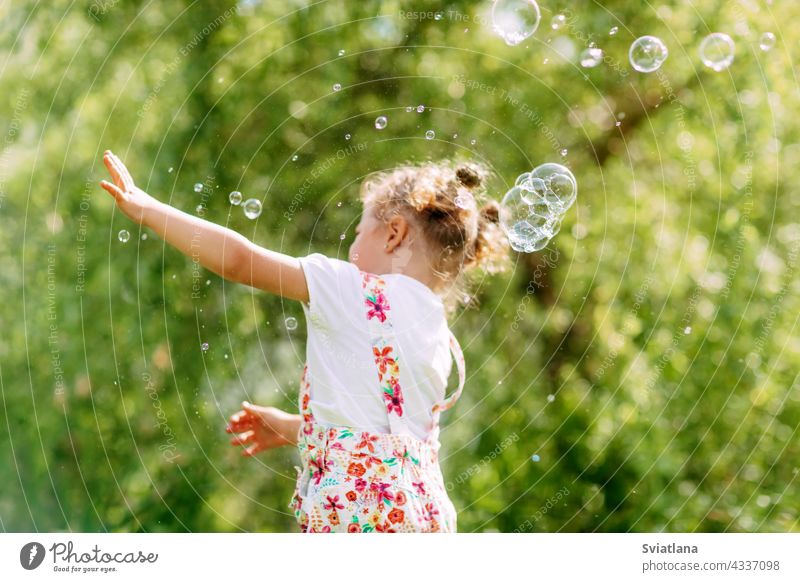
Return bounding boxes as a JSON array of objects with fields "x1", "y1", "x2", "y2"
[{"x1": 100, "y1": 150, "x2": 509, "y2": 533}]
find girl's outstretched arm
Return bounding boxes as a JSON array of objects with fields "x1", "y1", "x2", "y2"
[{"x1": 99, "y1": 150, "x2": 309, "y2": 302}]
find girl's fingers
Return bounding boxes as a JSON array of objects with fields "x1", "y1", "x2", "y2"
[
  {"x1": 230, "y1": 430, "x2": 254, "y2": 446},
  {"x1": 103, "y1": 153, "x2": 125, "y2": 188},
  {"x1": 100, "y1": 180, "x2": 124, "y2": 202},
  {"x1": 111, "y1": 152, "x2": 135, "y2": 188}
]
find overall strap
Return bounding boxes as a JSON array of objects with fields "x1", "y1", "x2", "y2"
[
  {"x1": 361, "y1": 271, "x2": 413, "y2": 437},
  {"x1": 431, "y1": 330, "x2": 466, "y2": 414}
]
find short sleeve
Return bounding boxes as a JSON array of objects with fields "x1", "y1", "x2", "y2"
[{"x1": 298, "y1": 253, "x2": 361, "y2": 328}]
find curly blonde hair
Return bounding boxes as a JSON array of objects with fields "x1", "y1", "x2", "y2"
[{"x1": 359, "y1": 159, "x2": 510, "y2": 311}]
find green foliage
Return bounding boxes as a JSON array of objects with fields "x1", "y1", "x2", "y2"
[{"x1": 1, "y1": 0, "x2": 798, "y2": 532}]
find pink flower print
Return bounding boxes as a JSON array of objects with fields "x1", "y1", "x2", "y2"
[
  {"x1": 383, "y1": 381, "x2": 404, "y2": 416},
  {"x1": 308, "y1": 451, "x2": 331, "y2": 485},
  {"x1": 356, "y1": 433, "x2": 379, "y2": 453},
  {"x1": 370, "y1": 481, "x2": 395, "y2": 506},
  {"x1": 323, "y1": 494, "x2": 345, "y2": 511},
  {"x1": 424, "y1": 502, "x2": 439, "y2": 522},
  {"x1": 365, "y1": 292, "x2": 389, "y2": 322},
  {"x1": 412, "y1": 481, "x2": 427, "y2": 495},
  {"x1": 363, "y1": 454, "x2": 383, "y2": 469},
  {"x1": 354, "y1": 478, "x2": 367, "y2": 492}
]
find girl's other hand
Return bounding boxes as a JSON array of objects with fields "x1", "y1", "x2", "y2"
[
  {"x1": 226, "y1": 401, "x2": 297, "y2": 456},
  {"x1": 99, "y1": 150, "x2": 156, "y2": 224}
]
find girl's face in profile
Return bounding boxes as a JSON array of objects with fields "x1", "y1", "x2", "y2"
[{"x1": 348, "y1": 203, "x2": 386, "y2": 271}]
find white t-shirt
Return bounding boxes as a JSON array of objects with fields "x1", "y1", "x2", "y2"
[{"x1": 297, "y1": 253, "x2": 454, "y2": 440}]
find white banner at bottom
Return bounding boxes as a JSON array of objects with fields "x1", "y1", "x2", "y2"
[{"x1": 1, "y1": 533, "x2": 798, "y2": 581}]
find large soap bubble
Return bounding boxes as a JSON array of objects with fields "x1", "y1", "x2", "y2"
[
  {"x1": 500, "y1": 163, "x2": 577, "y2": 252},
  {"x1": 629, "y1": 36, "x2": 668, "y2": 73},
  {"x1": 491, "y1": 0, "x2": 541, "y2": 47},
  {"x1": 699, "y1": 33, "x2": 734, "y2": 71}
]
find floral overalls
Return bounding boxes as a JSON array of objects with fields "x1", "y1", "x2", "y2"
[{"x1": 289, "y1": 271, "x2": 466, "y2": 533}]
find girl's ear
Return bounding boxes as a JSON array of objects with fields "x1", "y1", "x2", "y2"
[{"x1": 385, "y1": 213, "x2": 409, "y2": 253}]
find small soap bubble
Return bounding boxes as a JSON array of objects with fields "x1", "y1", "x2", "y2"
[
  {"x1": 434, "y1": 12, "x2": 443, "y2": 21},
  {"x1": 759, "y1": 32, "x2": 775, "y2": 52},
  {"x1": 285, "y1": 316, "x2": 298, "y2": 331},
  {"x1": 196, "y1": 204, "x2": 204, "y2": 215},
  {"x1": 425, "y1": 130, "x2": 435, "y2": 140},
  {"x1": 416, "y1": 105, "x2": 425, "y2": 113},
  {"x1": 242, "y1": 198, "x2": 262, "y2": 219},
  {"x1": 118, "y1": 229, "x2": 130, "y2": 243},
  {"x1": 629, "y1": 35, "x2": 668, "y2": 73},
  {"x1": 339, "y1": 233, "x2": 346, "y2": 240},
  {"x1": 453, "y1": 133, "x2": 458, "y2": 139},
  {"x1": 332, "y1": 83, "x2": 342, "y2": 92},
  {"x1": 547, "y1": 394, "x2": 555, "y2": 402},
  {"x1": 206, "y1": 279, "x2": 211, "y2": 286},
  {"x1": 168, "y1": 167, "x2": 174, "y2": 173},
  {"x1": 337, "y1": 201, "x2": 343, "y2": 207},
  {"x1": 580, "y1": 46, "x2": 604, "y2": 68},
  {"x1": 201, "y1": 342, "x2": 209, "y2": 352},
  {"x1": 193, "y1": 183, "x2": 204, "y2": 193},
  {"x1": 292, "y1": 154, "x2": 299, "y2": 161},
  {"x1": 338, "y1": 49, "x2": 345, "y2": 56},
  {"x1": 375, "y1": 116, "x2": 388, "y2": 129},
  {"x1": 550, "y1": 13, "x2": 566, "y2": 30},
  {"x1": 609, "y1": 26, "x2": 618, "y2": 36},
  {"x1": 531, "y1": 454, "x2": 540, "y2": 462},
  {"x1": 141, "y1": 233, "x2": 148, "y2": 240},
  {"x1": 405, "y1": 106, "x2": 414, "y2": 113},
  {"x1": 345, "y1": 133, "x2": 351, "y2": 140},
  {"x1": 699, "y1": 32, "x2": 734, "y2": 71},
  {"x1": 492, "y1": 0, "x2": 541, "y2": 46},
  {"x1": 229, "y1": 190, "x2": 242, "y2": 205},
  {"x1": 470, "y1": 139, "x2": 477, "y2": 145},
  {"x1": 684, "y1": 326, "x2": 692, "y2": 335},
  {"x1": 560, "y1": 148, "x2": 568, "y2": 157}
]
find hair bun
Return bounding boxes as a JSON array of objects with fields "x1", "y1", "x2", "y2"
[
  {"x1": 456, "y1": 164, "x2": 482, "y2": 189},
  {"x1": 479, "y1": 200, "x2": 500, "y2": 224}
]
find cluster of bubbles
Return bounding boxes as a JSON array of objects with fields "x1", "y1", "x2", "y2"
[
  {"x1": 489, "y1": 1, "x2": 773, "y2": 77},
  {"x1": 500, "y1": 163, "x2": 577, "y2": 252},
  {"x1": 491, "y1": 0, "x2": 541, "y2": 46}
]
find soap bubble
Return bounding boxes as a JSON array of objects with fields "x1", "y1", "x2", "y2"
[
  {"x1": 405, "y1": 106, "x2": 414, "y2": 113},
  {"x1": 759, "y1": 32, "x2": 775, "y2": 52},
  {"x1": 229, "y1": 191, "x2": 242, "y2": 205},
  {"x1": 531, "y1": 454, "x2": 540, "y2": 462},
  {"x1": 580, "y1": 47, "x2": 603, "y2": 68},
  {"x1": 547, "y1": 394, "x2": 555, "y2": 402},
  {"x1": 416, "y1": 104, "x2": 425, "y2": 113},
  {"x1": 118, "y1": 229, "x2": 130, "y2": 243},
  {"x1": 285, "y1": 316, "x2": 298, "y2": 331},
  {"x1": 332, "y1": 83, "x2": 342, "y2": 91},
  {"x1": 550, "y1": 13, "x2": 565, "y2": 30},
  {"x1": 338, "y1": 49, "x2": 345, "y2": 56},
  {"x1": 609, "y1": 26, "x2": 618, "y2": 36},
  {"x1": 699, "y1": 32, "x2": 734, "y2": 71},
  {"x1": 291, "y1": 154, "x2": 299, "y2": 161},
  {"x1": 242, "y1": 198, "x2": 262, "y2": 219},
  {"x1": 434, "y1": 12, "x2": 443, "y2": 21},
  {"x1": 196, "y1": 204, "x2": 204, "y2": 215},
  {"x1": 629, "y1": 36, "x2": 668, "y2": 73},
  {"x1": 201, "y1": 342, "x2": 209, "y2": 352},
  {"x1": 345, "y1": 133, "x2": 351, "y2": 140},
  {"x1": 425, "y1": 130, "x2": 435, "y2": 140},
  {"x1": 375, "y1": 116, "x2": 388, "y2": 129},
  {"x1": 193, "y1": 183, "x2": 203, "y2": 193},
  {"x1": 530, "y1": 163, "x2": 577, "y2": 210},
  {"x1": 491, "y1": 0, "x2": 541, "y2": 46}
]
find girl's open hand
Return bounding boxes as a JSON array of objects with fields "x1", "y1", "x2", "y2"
[
  {"x1": 226, "y1": 401, "x2": 297, "y2": 456},
  {"x1": 99, "y1": 150, "x2": 155, "y2": 224}
]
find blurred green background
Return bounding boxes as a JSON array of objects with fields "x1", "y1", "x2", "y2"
[{"x1": 1, "y1": 0, "x2": 798, "y2": 533}]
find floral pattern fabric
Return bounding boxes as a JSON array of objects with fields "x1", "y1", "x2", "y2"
[{"x1": 288, "y1": 270, "x2": 465, "y2": 533}]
